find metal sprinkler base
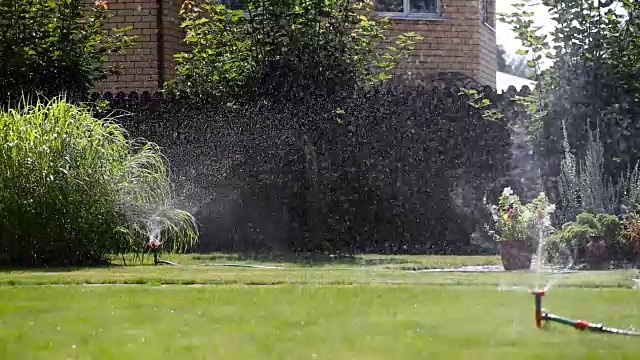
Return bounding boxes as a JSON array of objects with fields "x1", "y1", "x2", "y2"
[{"x1": 531, "y1": 290, "x2": 640, "y2": 336}]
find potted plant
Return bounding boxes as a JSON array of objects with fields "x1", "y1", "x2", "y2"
[
  {"x1": 145, "y1": 237, "x2": 163, "y2": 265},
  {"x1": 585, "y1": 239, "x2": 608, "y2": 270},
  {"x1": 487, "y1": 188, "x2": 554, "y2": 270},
  {"x1": 623, "y1": 215, "x2": 640, "y2": 267},
  {"x1": 549, "y1": 212, "x2": 620, "y2": 269}
]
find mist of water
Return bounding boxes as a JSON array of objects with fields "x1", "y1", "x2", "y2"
[
  {"x1": 534, "y1": 224, "x2": 546, "y2": 292},
  {"x1": 531, "y1": 209, "x2": 576, "y2": 293},
  {"x1": 506, "y1": 114, "x2": 577, "y2": 293}
]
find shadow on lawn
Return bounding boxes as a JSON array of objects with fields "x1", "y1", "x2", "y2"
[
  {"x1": 0, "y1": 259, "x2": 121, "y2": 272},
  {"x1": 191, "y1": 252, "x2": 412, "y2": 267},
  {"x1": 0, "y1": 265, "x2": 98, "y2": 273}
]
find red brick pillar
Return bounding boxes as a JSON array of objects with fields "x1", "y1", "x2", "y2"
[{"x1": 94, "y1": 0, "x2": 185, "y2": 94}]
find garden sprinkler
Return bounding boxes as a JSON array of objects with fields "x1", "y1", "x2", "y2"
[
  {"x1": 531, "y1": 289, "x2": 545, "y2": 329},
  {"x1": 530, "y1": 290, "x2": 640, "y2": 336}
]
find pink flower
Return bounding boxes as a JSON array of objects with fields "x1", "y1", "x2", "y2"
[
  {"x1": 95, "y1": 0, "x2": 108, "y2": 9},
  {"x1": 145, "y1": 238, "x2": 162, "y2": 250}
]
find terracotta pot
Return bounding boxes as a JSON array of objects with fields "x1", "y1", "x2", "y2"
[
  {"x1": 585, "y1": 258, "x2": 609, "y2": 270},
  {"x1": 586, "y1": 240, "x2": 609, "y2": 270},
  {"x1": 498, "y1": 240, "x2": 533, "y2": 271}
]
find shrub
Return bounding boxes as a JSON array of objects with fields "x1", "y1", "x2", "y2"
[
  {"x1": 0, "y1": 98, "x2": 198, "y2": 266},
  {"x1": 0, "y1": 0, "x2": 134, "y2": 105},
  {"x1": 547, "y1": 212, "x2": 624, "y2": 266},
  {"x1": 166, "y1": 0, "x2": 421, "y2": 99},
  {"x1": 622, "y1": 214, "x2": 640, "y2": 263}
]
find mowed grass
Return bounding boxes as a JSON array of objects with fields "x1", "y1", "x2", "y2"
[
  {"x1": 1, "y1": 285, "x2": 639, "y2": 359},
  {"x1": 0, "y1": 255, "x2": 639, "y2": 359}
]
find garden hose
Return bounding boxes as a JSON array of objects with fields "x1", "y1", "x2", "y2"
[{"x1": 531, "y1": 290, "x2": 640, "y2": 336}]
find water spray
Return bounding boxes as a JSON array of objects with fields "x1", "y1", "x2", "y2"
[{"x1": 530, "y1": 290, "x2": 640, "y2": 336}]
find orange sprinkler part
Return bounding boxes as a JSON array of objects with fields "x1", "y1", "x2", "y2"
[
  {"x1": 574, "y1": 320, "x2": 590, "y2": 330},
  {"x1": 531, "y1": 290, "x2": 545, "y2": 329}
]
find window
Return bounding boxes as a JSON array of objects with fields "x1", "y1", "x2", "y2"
[
  {"x1": 482, "y1": 0, "x2": 495, "y2": 28},
  {"x1": 376, "y1": 0, "x2": 439, "y2": 16},
  {"x1": 482, "y1": 0, "x2": 489, "y2": 22},
  {"x1": 220, "y1": 0, "x2": 247, "y2": 11}
]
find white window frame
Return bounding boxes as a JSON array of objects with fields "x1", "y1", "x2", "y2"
[{"x1": 375, "y1": 0, "x2": 442, "y2": 20}]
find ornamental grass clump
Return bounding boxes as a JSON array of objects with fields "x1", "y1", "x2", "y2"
[{"x1": 0, "y1": 97, "x2": 198, "y2": 266}]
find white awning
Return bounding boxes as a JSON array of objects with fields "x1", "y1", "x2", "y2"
[{"x1": 496, "y1": 71, "x2": 536, "y2": 93}]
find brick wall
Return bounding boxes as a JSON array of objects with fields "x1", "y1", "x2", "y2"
[
  {"x1": 161, "y1": 0, "x2": 187, "y2": 82},
  {"x1": 381, "y1": 0, "x2": 496, "y2": 87},
  {"x1": 95, "y1": 0, "x2": 161, "y2": 94},
  {"x1": 95, "y1": 0, "x2": 496, "y2": 93},
  {"x1": 477, "y1": 0, "x2": 496, "y2": 86},
  {"x1": 95, "y1": 0, "x2": 186, "y2": 94},
  {"x1": 478, "y1": 22, "x2": 496, "y2": 87}
]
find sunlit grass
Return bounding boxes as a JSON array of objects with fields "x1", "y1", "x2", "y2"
[
  {"x1": 1, "y1": 255, "x2": 638, "y2": 358},
  {"x1": 0, "y1": 254, "x2": 636, "y2": 289},
  {"x1": 0, "y1": 285, "x2": 638, "y2": 359},
  {"x1": 114, "y1": 253, "x2": 503, "y2": 268}
]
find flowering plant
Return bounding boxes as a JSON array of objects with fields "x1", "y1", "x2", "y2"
[
  {"x1": 487, "y1": 187, "x2": 555, "y2": 243},
  {"x1": 145, "y1": 238, "x2": 162, "y2": 251},
  {"x1": 145, "y1": 237, "x2": 163, "y2": 264}
]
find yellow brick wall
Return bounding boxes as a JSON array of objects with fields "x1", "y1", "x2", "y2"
[
  {"x1": 94, "y1": 0, "x2": 161, "y2": 94},
  {"x1": 478, "y1": 23, "x2": 496, "y2": 87},
  {"x1": 381, "y1": 0, "x2": 496, "y2": 87},
  {"x1": 95, "y1": 0, "x2": 496, "y2": 93},
  {"x1": 162, "y1": 0, "x2": 187, "y2": 82},
  {"x1": 94, "y1": 0, "x2": 185, "y2": 94},
  {"x1": 478, "y1": 0, "x2": 496, "y2": 87}
]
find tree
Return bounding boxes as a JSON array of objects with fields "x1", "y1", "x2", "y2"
[
  {"x1": 497, "y1": 44, "x2": 512, "y2": 73},
  {"x1": 497, "y1": 44, "x2": 534, "y2": 78},
  {"x1": 499, "y1": 0, "x2": 640, "y2": 220},
  {"x1": 0, "y1": 0, "x2": 134, "y2": 105},
  {"x1": 165, "y1": 0, "x2": 422, "y2": 100},
  {"x1": 508, "y1": 56, "x2": 535, "y2": 78}
]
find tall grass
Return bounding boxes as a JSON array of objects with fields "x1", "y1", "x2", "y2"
[
  {"x1": 558, "y1": 120, "x2": 618, "y2": 222},
  {"x1": 0, "y1": 97, "x2": 198, "y2": 266},
  {"x1": 622, "y1": 162, "x2": 640, "y2": 214},
  {"x1": 558, "y1": 120, "x2": 579, "y2": 223}
]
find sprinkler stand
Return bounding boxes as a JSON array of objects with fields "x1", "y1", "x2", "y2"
[
  {"x1": 530, "y1": 289, "x2": 640, "y2": 336},
  {"x1": 531, "y1": 289, "x2": 545, "y2": 329}
]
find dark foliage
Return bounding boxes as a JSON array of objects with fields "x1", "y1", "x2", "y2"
[
  {"x1": 165, "y1": 0, "x2": 421, "y2": 100},
  {"x1": 0, "y1": 0, "x2": 133, "y2": 106},
  {"x1": 94, "y1": 77, "x2": 511, "y2": 256}
]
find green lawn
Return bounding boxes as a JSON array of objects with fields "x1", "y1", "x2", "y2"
[{"x1": 1, "y1": 255, "x2": 639, "y2": 359}]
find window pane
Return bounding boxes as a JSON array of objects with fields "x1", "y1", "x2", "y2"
[
  {"x1": 220, "y1": 0, "x2": 246, "y2": 10},
  {"x1": 409, "y1": 0, "x2": 437, "y2": 13},
  {"x1": 482, "y1": 0, "x2": 489, "y2": 22},
  {"x1": 376, "y1": 0, "x2": 403, "y2": 13}
]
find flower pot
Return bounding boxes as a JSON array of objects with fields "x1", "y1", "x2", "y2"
[
  {"x1": 585, "y1": 240, "x2": 609, "y2": 270},
  {"x1": 585, "y1": 258, "x2": 609, "y2": 270},
  {"x1": 498, "y1": 240, "x2": 533, "y2": 271}
]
